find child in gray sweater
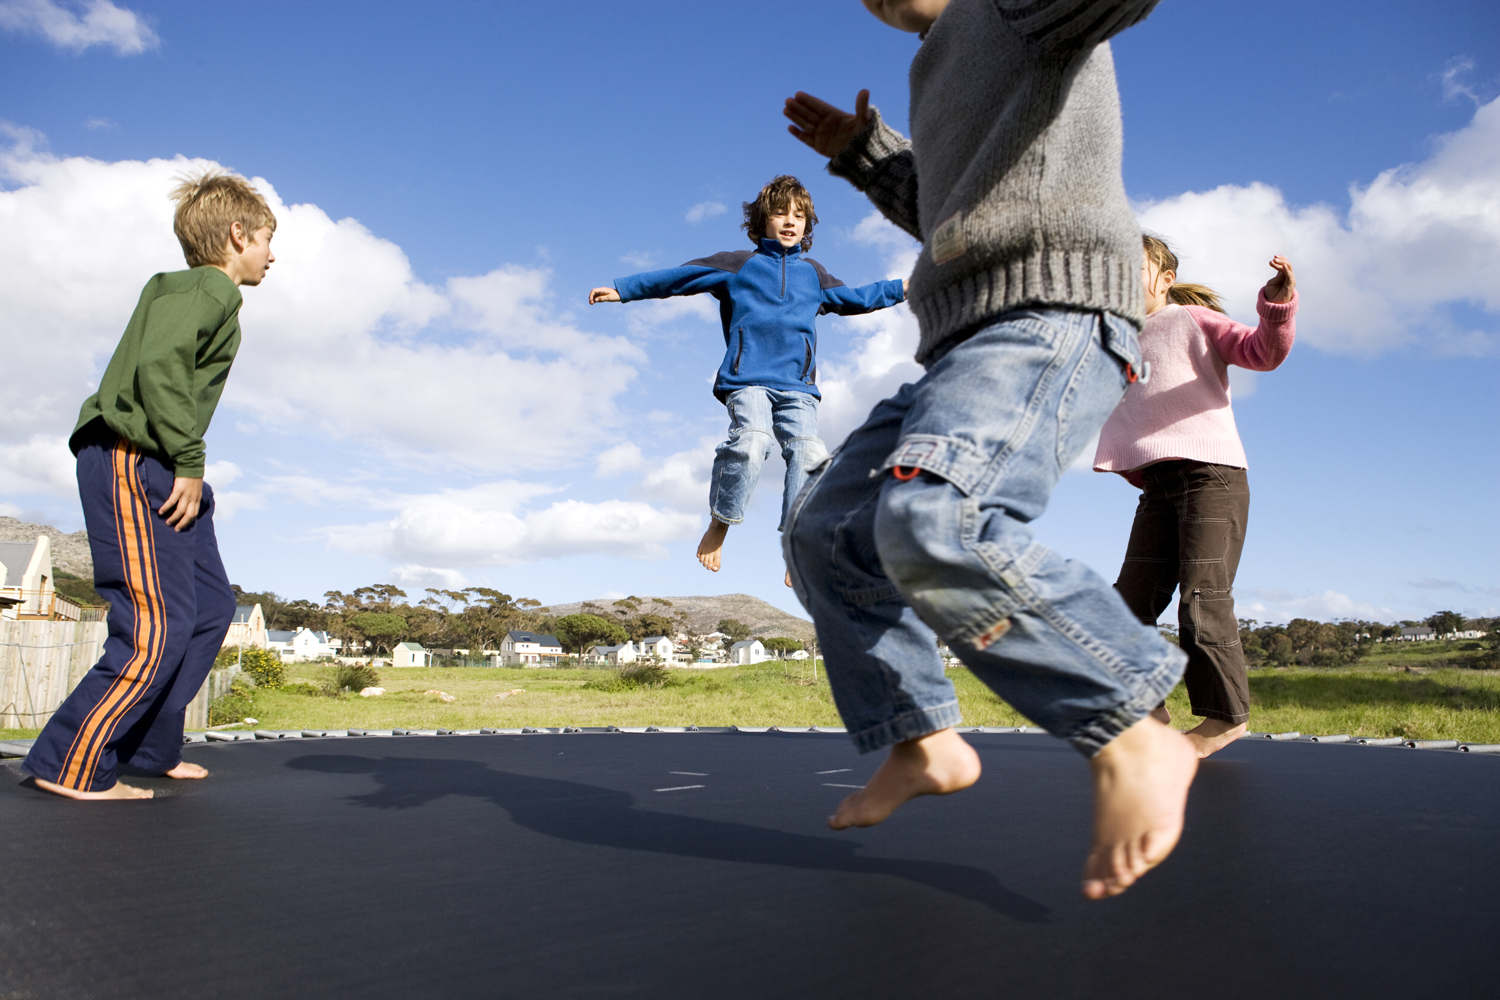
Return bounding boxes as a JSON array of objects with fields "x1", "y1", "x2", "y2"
[{"x1": 781, "y1": 0, "x2": 1197, "y2": 900}]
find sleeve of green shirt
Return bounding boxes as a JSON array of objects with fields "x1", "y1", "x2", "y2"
[{"x1": 136, "y1": 289, "x2": 227, "y2": 479}]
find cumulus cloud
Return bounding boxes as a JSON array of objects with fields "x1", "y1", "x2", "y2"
[
  {"x1": 0, "y1": 0, "x2": 157, "y2": 54},
  {"x1": 594, "y1": 442, "x2": 642, "y2": 478},
  {"x1": 321, "y1": 481, "x2": 700, "y2": 567},
  {"x1": 1137, "y1": 96, "x2": 1500, "y2": 356},
  {"x1": 1239, "y1": 588, "x2": 1398, "y2": 625},
  {"x1": 686, "y1": 201, "x2": 727, "y2": 224},
  {"x1": 0, "y1": 130, "x2": 644, "y2": 473},
  {"x1": 632, "y1": 438, "x2": 716, "y2": 513},
  {"x1": 0, "y1": 435, "x2": 75, "y2": 497}
]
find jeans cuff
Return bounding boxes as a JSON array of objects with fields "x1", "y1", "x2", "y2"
[
  {"x1": 849, "y1": 699, "x2": 964, "y2": 754},
  {"x1": 707, "y1": 509, "x2": 745, "y2": 525},
  {"x1": 1064, "y1": 647, "x2": 1186, "y2": 757}
]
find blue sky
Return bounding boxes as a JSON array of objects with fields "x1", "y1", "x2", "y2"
[{"x1": 1, "y1": 0, "x2": 1496, "y2": 625}]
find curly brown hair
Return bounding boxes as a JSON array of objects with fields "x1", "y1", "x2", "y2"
[{"x1": 742, "y1": 175, "x2": 817, "y2": 252}]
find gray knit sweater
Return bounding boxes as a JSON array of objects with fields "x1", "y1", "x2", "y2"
[{"x1": 829, "y1": 0, "x2": 1159, "y2": 364}]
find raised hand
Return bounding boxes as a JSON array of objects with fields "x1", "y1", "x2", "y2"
[
  {"x1": 589, "y1": 287, "x2": 620, "y2": 304},
  {"x1": 784, "y1": 89, "x2": 871, "y2": 159},
  {"x1": 1264, "y1": 255, "x2": 1295, "y2": 304}
]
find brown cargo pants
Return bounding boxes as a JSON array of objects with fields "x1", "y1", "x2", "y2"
[{"x1": 1114, "y1": 460, "x2": 1250, "y2": 723}]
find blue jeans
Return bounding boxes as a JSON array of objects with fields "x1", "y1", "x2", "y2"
[
  {"x1": 784, "y1": 309, "x2": 1186, "y2": 757},
  {"x1": 710, "y1": 386, "x2": 827, "y2": 531}
]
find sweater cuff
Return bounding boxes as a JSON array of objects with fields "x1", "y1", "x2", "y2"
[
  {"x1": 1257, "y1": 288, "x2": 1297, "y2": 320},
  {"x1": 827, "y1": 108, "x2": 909, "y2": 190}
]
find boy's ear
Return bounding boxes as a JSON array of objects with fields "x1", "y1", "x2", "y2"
[{"x1": 227, "y1": 220, "x2": 248, "y2": 254}]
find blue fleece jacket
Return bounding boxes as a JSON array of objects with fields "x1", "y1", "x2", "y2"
[{"x1": 614, "y1": 237, "x2": 905, "y2": 402}]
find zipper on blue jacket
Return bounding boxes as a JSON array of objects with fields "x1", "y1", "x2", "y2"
[
  {"x1": 733, "y1": 327, "x2": 744, "y2": 374},
  {"x1": 801, "y1": 339, "x2": 813, "y2": 380},
  {"x1": 781, "y1": 252, "x2": 786, "y2": 298}
]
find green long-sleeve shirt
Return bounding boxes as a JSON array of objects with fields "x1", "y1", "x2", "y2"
[{"x1": 71, "y1": 267, "x2": 242, "y2": 478}]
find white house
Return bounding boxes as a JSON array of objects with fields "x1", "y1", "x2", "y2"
[
  {"x1": 222, "y1": 603, "x2": 268, "y2": 649},
  {"x1": 587, "y1": 642, "x2": 639, "y2": 666},
  {"x1": 291, "y1": 628, "x2": 341, "y2": 661},
  {"x1": 728, "y1": 639, "x2": 767, "y2": 664},
  {"x1": 787, "y1": 649, "x2": 810, "y2": 660},
  {"x1": 497, "y1": 630, "x2": 564, "y2": 666},
  {"x1": 393, "y1": 641, "x2": 433, "y2": 667},
  {"x1": 637, "y1": 635, "x2": 675, "y2": 661},
  {"x1": 0, "y1": 535, "x2": 80, "y2": 621},
  {"x1": 1399, "y1": 626, "x2": 1437, "y2": 641}
]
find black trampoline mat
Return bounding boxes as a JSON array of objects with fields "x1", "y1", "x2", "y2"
[{"x1": 2, "y1": 731, "x2": 1498, "y2": 999}]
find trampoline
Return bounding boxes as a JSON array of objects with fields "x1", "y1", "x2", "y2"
[{"x1": 2, "y1": 729, "x2": 1498, "y2": 999}]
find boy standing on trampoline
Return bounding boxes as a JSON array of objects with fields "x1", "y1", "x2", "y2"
[
  {"x1": 590, "y1": 176, "x2": 906, "y2": 582},
  {"x1": 782, "y1": 0, "x2": 1197, "y2": 898},
  {"x1": 24, "y1": 171, "x2": 275, "y2": 800}
]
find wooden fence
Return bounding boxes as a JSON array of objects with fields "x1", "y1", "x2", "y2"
[{"x1": 0, "y1": 620, "x2": 221, "y2": 730}]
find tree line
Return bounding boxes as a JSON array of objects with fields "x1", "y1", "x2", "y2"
[
  {"x1": 1234, "y1": 611, "x2": 1494, "y2": 668},
  {"x1": 230, "y1": 586, "x2": 804, "y2": 659}
]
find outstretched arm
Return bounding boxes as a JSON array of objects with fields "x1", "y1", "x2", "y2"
[
  {"x1": 589, "y1": 287, "x2": 621, "y2": 304},
  {"x1": 821, "y1": 277, "x2": 908, "y2": 316},
  {"x1": 784, "y1": 92, "x2": 921, "y2": 241},
  {"x1": 1193, "y1": 257, "x2": 1298, "y2": 372}
]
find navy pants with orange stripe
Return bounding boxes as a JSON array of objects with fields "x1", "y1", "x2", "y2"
[{"x1": 24, "y1": 431, "x2": 236, "y2": 792}]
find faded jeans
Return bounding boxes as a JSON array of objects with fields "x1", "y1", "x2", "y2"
[
  {"x1": 784, "y1": 308, "x2": 1187, "y2": 757},
  {"x1": 711, "y1": 386, "x2": 827, "y2": 531}
]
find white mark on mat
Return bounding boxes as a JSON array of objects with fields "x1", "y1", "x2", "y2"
[
  {"x1": 823, "y1": 783, "x2": 865, "y2": 789},
  {"x1": 816, "y1": 769, "x2": 852, "y2": 774},
  {"x1": 670, "y1": 771, "x2": 708, "y2": 776},
  {"x1": 655, "y1": 785, "x2": 706, "y2": 792}
]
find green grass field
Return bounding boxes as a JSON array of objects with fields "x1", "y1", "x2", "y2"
[{"x1": 4, "y1": 641, "x2": 1496, "y2": 744}]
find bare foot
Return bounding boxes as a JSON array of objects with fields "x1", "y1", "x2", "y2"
[
  {"x1": 1183, "y1": 719, "x2": 1248, "y2": 759},
  {"x1": 828, "y1": 728, "x2": 981, "y2": 829},
  {"x1": 1082, "y1": 716, "x2": 1198, "y2": 900},
  {"x1": 1150, "y1": 703, "x2": 1171, "y2": 725},
  {"x1": 31, "y1": 777, "x2": 154, "y2": 800},
  {"x1": 697, "y1": 519, "x2": 730, "y2": 572},
  {"x1": 164, "y1": 761, "x2": 209, "y2": 779},
  {"x1": 784, "y1": 570, "x2": 792, "y2": 588}
]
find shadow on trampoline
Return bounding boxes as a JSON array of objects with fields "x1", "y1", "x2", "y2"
[{"x1": 285, "y1": 752, "x2": 1050, "y2": 922}]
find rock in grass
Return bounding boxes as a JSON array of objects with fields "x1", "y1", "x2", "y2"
[
  {"x1": 494, "y1": 688, "x2": 526, "y2": 700},
  {"x1": 424, "y1": 689, "x2": 457, "y2": 703},
  {"x1": 359, "y1": 686, "x2": 386, "y2": 698}
]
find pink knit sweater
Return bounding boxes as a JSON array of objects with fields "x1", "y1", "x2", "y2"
[{"x1": 1094, "y1": 290, "x2": 1297, "y2": 475}]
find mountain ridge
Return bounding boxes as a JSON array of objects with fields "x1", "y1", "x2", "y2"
[{"x1": 537, "y1": 593, "x2": 815, "y2": 643}]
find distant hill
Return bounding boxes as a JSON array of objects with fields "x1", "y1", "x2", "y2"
[
  {"x1": 0, "y1": 516, "x2": 93, "y2": 579},
  {"x1": 537, "y1": 593, "x2": 815, "y2": 643}
]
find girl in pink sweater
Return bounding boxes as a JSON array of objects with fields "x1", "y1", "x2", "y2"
[{"x1": 1094, "y1": 235, "x2": 1298, "y2": 758}]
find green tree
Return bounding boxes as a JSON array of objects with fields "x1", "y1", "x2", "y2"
[
  {"x1": 348, "y1": 612, "x2": 408, "y2": 656},
  {"x1": 716, "y1": 618, "x2": 751, "y2": 643},
  {"x1": 762, "y1": 637, "x2": 804, "y2": 658},
  {"x1": 1427, "y1": 610, "x2": 1466, "y2": 636},
  {"x1": 554, "y1": 614, "x2": 629, "y2": 655},
  {"x1": 627, "y1": 613, "x2": 677, "y2": 641}
]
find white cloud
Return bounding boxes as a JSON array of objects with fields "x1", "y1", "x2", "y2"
[
  {"x1": 632, "y1": 438, "x2": 716, "y2": 514},
  {"x1": 594, "y1": 443, "x2": 642, "y2": 478},
  {"x1": 0, "y1": 129, "x2": 645, "y2": 473},
  {"x1": 204, "y1": 460, "x2": 241, "y2": 487},
  {"x1": 618, "y1": 250, "x2": 660, "y2": 269},
  {"x1": 686, "y1": 201, "x2": 727, "y2": 224},
  {"x1": 322, "y1": 481, "x2": 699, "y2": 567},
  {"x1": 0, "y1": 435, "x2": 75, "y2": 497},
  {"x1": 0, "y1": 0, "x2": 157, "y2": 54},
  {"x1": 1136, "y1": 96, "x2": 1500, "y2": 357},
  {"x1": 82, "y1": 116, "x2": 117, "y2": 130},
  {"x1": 1240, "y1": 588, "x2": 1398, "y2": 625}
]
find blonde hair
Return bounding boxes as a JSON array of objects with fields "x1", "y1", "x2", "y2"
[
  {"x1": 1142, "y1": 233, "x2": 1225, "y2": 314},
  {"x1": 169, "y1": 170, "x2": 277, "y2": 268},
  {"x1": 742, "y1": 175, "x2": 818, "y2": 251}
]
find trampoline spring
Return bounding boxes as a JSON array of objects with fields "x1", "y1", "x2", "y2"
[
  {"x1": 1459, "y1": 744, "x2": 1500, "y2": 754},
  {"x1": 1356, "y1": 737, "x2": 1406, "y2": 746},
  {"x1": 1404, "y1": 739, "x2": 1460, "y2": 750},
  {"x1": 1265, "y1": 732, "x2": 1301, "y2": 741},
  {"x1": 1309, "y1": 734, "x2": 1351, "y2": 743}
]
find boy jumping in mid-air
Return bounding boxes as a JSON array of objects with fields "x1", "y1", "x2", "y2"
[
  {"x1": 781, "y1": 0, "x2": 1197, "y2": 899},
  {"x1": 590, "y1": 175, "x2": 905, "y2": 582},
  {"x1": 24, "y1": 171, "x2": 275, "y2": 800}
]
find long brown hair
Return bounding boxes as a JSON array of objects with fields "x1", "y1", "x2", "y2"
[{"x1": 1142, "y1": 233, "x2": 1225, "y2": 313}]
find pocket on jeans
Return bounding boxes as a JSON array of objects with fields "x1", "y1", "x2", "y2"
[{"x1": 879, "y1": 434, "x2": 989, "y2": 496}]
